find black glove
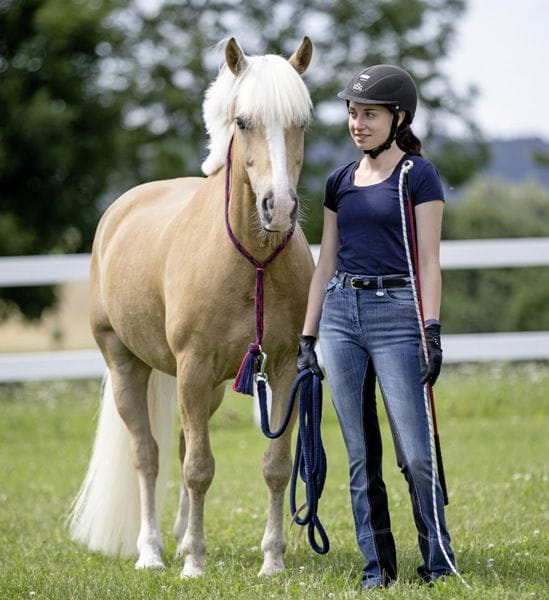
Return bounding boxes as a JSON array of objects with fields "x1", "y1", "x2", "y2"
[
  {"x1": 420, "y1": 323, "x2": 442, "y2": 385},
  {"x1": 297, "y1": 334, "x2": 323, "y2": 378}
]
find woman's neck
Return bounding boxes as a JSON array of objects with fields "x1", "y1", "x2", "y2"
[
  {"x1": 361, "y1": 143, "x2": 405, "y2": 173},
  {"x1": 352, "y1": 143, "x2": 405, "y2": 186}
]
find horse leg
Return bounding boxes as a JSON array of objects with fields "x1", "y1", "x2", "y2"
[
  {"x1": 174, "y1": 383, "x2": 224, "y2": 552},
  {"x1": 259, "y1": 366, "x2": 297, "y2": 576},
  {"x1": 101, "y1": 333, "x2": 163, "y2": 569},
  {"x1": 173, "y1": 428, "x2": 189, "y2": 550},
  {"x1": 175, "y1": 364, "x2": 217, "y2": 577}
]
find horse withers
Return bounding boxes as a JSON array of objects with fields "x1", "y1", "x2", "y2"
[{"x1": 68, "y1": 37, "x2": 315, "y2": 578}]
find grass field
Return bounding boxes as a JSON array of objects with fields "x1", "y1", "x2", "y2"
[{"x1": 1, "y1": 363, "x2": 548, "y2": 599}]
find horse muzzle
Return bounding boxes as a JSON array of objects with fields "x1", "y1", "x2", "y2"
[{"x1": 260, "y1": 191, "x2": 298, "y2": 232}]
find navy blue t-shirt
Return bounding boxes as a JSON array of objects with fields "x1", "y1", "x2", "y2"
[{"x1": 324, "y1": 154, "x2": 444, "y2": 275}]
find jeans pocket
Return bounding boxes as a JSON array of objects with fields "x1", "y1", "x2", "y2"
[
  {"x1": 384, "y1": 286, "x2": 415, "y2": 305},
  {"x1": 324, "y1": 275, "x2": 340, "y2": 294}
]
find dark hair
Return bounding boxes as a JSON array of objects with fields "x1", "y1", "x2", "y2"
[{"x1": 396, "y1": 124, "x2": 422, "y2": 156}]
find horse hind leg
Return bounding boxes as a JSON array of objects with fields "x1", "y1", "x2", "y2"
[
  {"x1": 173, "y1": 428, "x2": 190, "y2": 550},
  {"x1": 259, "y1": 366, "x2": 297, "y2": 576},
  {"x1": 105, "y1": 338, "x2": 165, "y2": 570},
  {"x1": 173, "y1": 363, "x2": 221, "y2": 578},
  {"x1": 173, "y1": 383, "x2": 224, "y2": 554}
]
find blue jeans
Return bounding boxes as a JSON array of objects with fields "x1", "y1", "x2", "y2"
[{"x1": 319, "y1": 274, "x2": 455, "y2": 586}]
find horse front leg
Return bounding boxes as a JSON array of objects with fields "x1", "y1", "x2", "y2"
[
  {"x1": 259, "y1": 366, "x2": 298, "y2": 576},
  {"x1": 175, "y1": 363, "x2": 216, "y2": 578}
]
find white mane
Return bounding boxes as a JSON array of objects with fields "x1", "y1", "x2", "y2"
[{"x1": 201, "y1": 54, "x2": 313, "y2": 175}]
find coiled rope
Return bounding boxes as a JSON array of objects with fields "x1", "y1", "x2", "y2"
[{"x1": 256, "y1": 369, "x2": 329, "y2": 554}]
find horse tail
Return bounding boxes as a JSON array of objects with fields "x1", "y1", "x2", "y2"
[{"x1": 68, "y1": 369, "x2": 176, "y2": 557}]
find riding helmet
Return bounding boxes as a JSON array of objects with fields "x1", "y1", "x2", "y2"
[{"x1": 337, "y1": 64, "x2": 418, "y2": 124}]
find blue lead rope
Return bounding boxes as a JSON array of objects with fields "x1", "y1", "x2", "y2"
[{"x1": 256, "y1": 369, "x2": 330, "y2": 554}]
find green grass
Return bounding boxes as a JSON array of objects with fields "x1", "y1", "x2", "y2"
[{"x1": 1, "y1": 363, "x2": 548, "y2": 599}]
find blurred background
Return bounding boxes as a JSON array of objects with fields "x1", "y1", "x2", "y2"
[{"x1": 1, "y1": 0, "x2": 548, "y2": 356}]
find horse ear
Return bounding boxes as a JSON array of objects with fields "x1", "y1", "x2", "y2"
[
  {"x1": 288, "y1": 36, "x2": 313, "y2": 75},
  {"x1": 225, "y1": 37, "x2": 248, "y2": 76}
]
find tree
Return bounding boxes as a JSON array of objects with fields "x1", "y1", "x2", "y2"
[
  {"x1": 0, "y1": 0, "x2": 127, "y2": 319},
  {"x1": 532, "y1": 148, "x2": 549, "y2": 168},
  {"x1": 96, "y1": 0, "x2": 487, "y2": 241},
  {"x1": 1, "y1": 0, "x2": 485, "y2": 320},
  {"x1": 441, "y1": 178, "x2": 549, "y2": 333}
]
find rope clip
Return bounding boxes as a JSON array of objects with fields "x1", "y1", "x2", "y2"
[{"x1": 254, "y1": 351, "x2": 269, "y2": 382}]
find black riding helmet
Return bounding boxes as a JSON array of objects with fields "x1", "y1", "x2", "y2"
[{"x1": 337, "y1": 64, "x2": 418, "y2": 158}]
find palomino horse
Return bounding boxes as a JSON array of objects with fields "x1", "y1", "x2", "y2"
[{"x1": 68, "y1": 37, "x2": 315, "y2": 578}]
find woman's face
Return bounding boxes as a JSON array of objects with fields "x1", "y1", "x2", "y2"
[{"x1": 347, "y1": 102, "x2": 396, "y2": 151}]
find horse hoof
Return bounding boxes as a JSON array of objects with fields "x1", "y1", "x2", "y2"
[
  {"x1": 180, "y1": 563, "x2": 205, "y2": 578},
  {"x1": 258, "y1": 560, "x2": 285, "y2": 576},
  {"x1": 135, "y1": 549, "x2": 165, "y2": 570},
  {"x1": 135, "y1": 558, "x2": 165, "y2": 570}
]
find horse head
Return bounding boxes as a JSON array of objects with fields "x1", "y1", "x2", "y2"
[{"x1": 202, "y1": 37, "x2": 313, "y2": 233}]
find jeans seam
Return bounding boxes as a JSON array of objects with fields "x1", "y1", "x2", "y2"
[
  {"x1": 358, "y1": 357, "x2": 381, "y2": 574},
  {"x1": 378, "y1": 376, "x2": 433, "y2": 569}
]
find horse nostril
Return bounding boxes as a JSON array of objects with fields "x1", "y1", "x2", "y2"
[
  {"x1": 262, "y1": 193, "x2": 274, "y2": 219},
  {"x1": 290, "y1": 199, "x2": 298, "y2": 222}
]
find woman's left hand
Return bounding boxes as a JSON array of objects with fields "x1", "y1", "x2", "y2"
[{"x1": 420, "y1": 323, "x2": 442, "y2": 385}]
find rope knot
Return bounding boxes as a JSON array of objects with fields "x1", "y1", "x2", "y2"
[{"x1": 247, "y1": 343, "x2": 261, "y2": 355}]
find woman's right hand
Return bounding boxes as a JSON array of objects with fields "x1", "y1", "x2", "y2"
[{"x1": 297, "y1": 335, "x2": 323, "y2": 378}]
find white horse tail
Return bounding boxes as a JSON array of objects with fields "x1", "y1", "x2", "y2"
[{"x1": 68, "y1": 369, "x2": 176, "y2": 557}]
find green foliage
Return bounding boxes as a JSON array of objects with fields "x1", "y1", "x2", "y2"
[
  {"x1": 1, "y1": 0, "x2": 482, "y2": 321},
  {"x1": 0, "y1": 0, "x2": 125, "y2": 319},
  {"x1": 532, "y1": 148, "x2": 549, "y2": 167},
  {"x1": 443, "y1": 178, "x2": 549, "y2": 239},
  {"x1": 442, "y1": 179, "x2": 549, "y2": 333},
  {"x1": 433, "y1": 137, "x2": 490, "y2": 188},
  {"x1": 1, "y1": 366, "x2": 548, "y2": 598}
]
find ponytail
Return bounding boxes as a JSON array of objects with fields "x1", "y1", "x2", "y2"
[{"x1": 396, "y1": 125, "x2": 422, "y2": 156}]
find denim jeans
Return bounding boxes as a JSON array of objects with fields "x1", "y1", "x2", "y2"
[{"x1": 319, "y1": 274, "x2": 455, "y2": 586}]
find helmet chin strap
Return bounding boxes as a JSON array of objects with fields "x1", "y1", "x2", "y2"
[{"x1": 363, "y1": 112, "x2": 400, "y2": 159}]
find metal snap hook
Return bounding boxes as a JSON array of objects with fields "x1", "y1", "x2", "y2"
[{"x1": 254, "y1": 351, "x2": 269, "y2": 382}]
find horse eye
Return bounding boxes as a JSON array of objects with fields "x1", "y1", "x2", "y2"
[{"x1": 236, "y1": 117, "x2": 250, "y2": 131}]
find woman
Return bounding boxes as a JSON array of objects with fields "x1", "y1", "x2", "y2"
[{"x1": 297, "y1": 64, "x2": 456, "y2": 589}]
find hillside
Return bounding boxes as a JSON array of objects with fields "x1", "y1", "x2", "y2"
[{"x1": 482, "y1": 137, "x2": 549, "y2": 187}]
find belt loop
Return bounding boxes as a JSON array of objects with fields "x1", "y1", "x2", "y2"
[{"x1": 376, "y1": 275, "x2": 384, "y2": 297}]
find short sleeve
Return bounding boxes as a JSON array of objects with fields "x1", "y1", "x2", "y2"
[
  {"x1": 323, "y1": 173, "x2": 337, "y2": 212},
  {"x1": 412, "y1": 161, "x2": 445, "y2": 205}
]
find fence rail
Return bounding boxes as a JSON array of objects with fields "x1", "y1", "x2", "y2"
[
  {"x1": 2, "y1": 237, "x2": 549, "y2": 288},
  {"x1": 1, "y1": 238, "x2": 549, "y2": 382}
]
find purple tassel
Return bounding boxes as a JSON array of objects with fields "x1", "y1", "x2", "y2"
[{"x1": 232, "y1": 343, "x2": 261, "y2": 395}]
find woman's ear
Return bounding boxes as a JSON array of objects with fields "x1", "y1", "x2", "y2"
[{"x1": 398, "y1": 111, "x2": 406, "y2": 127}]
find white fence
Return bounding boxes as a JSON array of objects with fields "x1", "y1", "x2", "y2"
[{"x1": 1, "y1": 238, "x2": 549, "y2": 382}]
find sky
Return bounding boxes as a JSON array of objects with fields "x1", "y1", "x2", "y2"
[{"x1": 443, "y1": 0, "x2": 548, "y2": 140}]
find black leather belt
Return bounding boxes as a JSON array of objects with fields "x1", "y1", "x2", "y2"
[{"x1": 336, "y1": 272, "x2": 410, "y2": 290}]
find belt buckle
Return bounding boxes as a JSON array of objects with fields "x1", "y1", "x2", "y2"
[{"x1": 350, "y1": 277, "x2": 368, "y2": 289}]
